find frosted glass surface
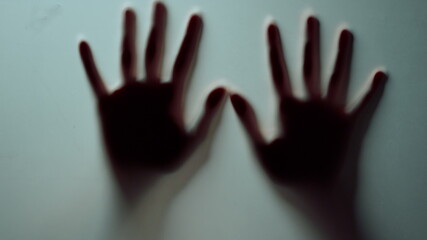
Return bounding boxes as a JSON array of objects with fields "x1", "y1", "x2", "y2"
[{"x1": 0, "y1": 0, "x2": 426, "y2": 239}]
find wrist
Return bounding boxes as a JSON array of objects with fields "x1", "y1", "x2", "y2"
[{"x1": 278, "y1": 184, "x2": 363, "y2": 240}]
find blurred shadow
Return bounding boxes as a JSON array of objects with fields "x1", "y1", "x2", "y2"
[
  {"x1": 79, "y1": 2, "x2": 225, "y2": 204},
  {"x1": 79, "y1": 2, "x2": 228, "y2": 239},
  {"x1": 108, "y1": 95, "x2": 226, "y2": 240},
  {"x1": 230, "y1": 16, "x2": 389, "y2": 240},
  {"x1": 272, "y1": 74, "x2": 387, "y2": 240}
]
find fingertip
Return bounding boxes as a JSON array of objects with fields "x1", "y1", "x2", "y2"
[
  {"x1": 340, "y1": 29, "x2": 354, "y2": 43},
  {"x1": 267, "y1": 23, "x2": 279, "y2": 40},
  {"x1": 307, "y1": 16, "x2": 319, "y2": 28},
  {"x1": 230, "y1": 94, "x2": 248, "y2": 116},
  {"x1": 155, "y1": 1, "x2": 166, "y2": 12},
  {"x1": 185, "y1": 14, "x2": 203, "y2": 37},
  {"x1": 337, "y1": 29, "x2": 353, "y2": 55},
  {"x1": 79, "y1": 41, "x2": 87, "y2": 51},
  {"x1": 154, "y1": 1, "x2": 167, "y2": 22},
  {"x1": 124, "y1": 8, "x2": 136, "y2": 20},
  {"x1": 206, "y1": 87, "x2": 227, "y2": 109},
  {"x1": 189, "y1": 14, "x2": 203, "y2": 28},
  {"x1": 372, "y1": 71, "x2": 388, "y2": 87},
  {"x1": 124, "y1": 9, "x2": 137, "y2": 31},
  {"x1": 79, "y1": 41, "x2": 90, "y2": 57},
  {"x1": 376, "y1": 71, "x2": 388, "y2": 80}
]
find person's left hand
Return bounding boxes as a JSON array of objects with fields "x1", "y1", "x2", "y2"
[{"x1": 79, "y1": 3, "x2": 227, "y2": 174}]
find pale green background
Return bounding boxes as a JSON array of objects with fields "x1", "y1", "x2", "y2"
[{"x1": 0, "y1": 0, "x2": 426, "y2": 239}]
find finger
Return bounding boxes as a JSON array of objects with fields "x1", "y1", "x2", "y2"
[
  {"x1": 145, "y1": 2, "x2": 167, "y2": 82},
  {"x1": 268, "y1": 24, "x2": 292, "y2": 98},
  {"x1": 303, "y1": 17, "x2": 321, "y2": 99},
  {"x1": 79, "y1": 41, "x2": 108, "y2": 99},
  {"x1": 326, "y1": 29, "x2": 354, "y2": 107},
  {"x1": 351, "y1": 71, "x2": 388, "y2": 119},
  {"x1": 121, "y1": 9, "x2": 137, "y2": 84},
  {"x1": 190, "y1": 87, "x2": 227, "y2": 143},
  {"x1": 230, "y1": 94, "x2": 266, "y2": 147},
  {"x1": 171, "y1": 15, "x2": 203, "y2": 96}
]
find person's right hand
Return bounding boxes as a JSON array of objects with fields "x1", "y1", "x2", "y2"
[{"x1": 231, "y1": 16, "x2": 387, "y2": 187}]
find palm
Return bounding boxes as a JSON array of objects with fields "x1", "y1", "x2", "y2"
[
  {"x1": 260, "y1": 98, "x2": 351, "y2": 184},
  {"x1": 79, "y1": 3, "x2": 225, "y2": 173},
  {"x1": 99, "y1": 82, "x2": 188, "y2": 170},
  {"x1": 231, "y1": 17, "x2": 387, "y2": 186}
]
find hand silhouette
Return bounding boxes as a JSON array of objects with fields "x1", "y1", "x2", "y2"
[
  {"x1": 230, "y1": 17, "x2": 387, "y2": 187},
  {"x1": 79, "y1": 3, "x2": 226, "y2": 174}
]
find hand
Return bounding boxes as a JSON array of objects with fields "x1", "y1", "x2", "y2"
[
  {"x1": 230, "y1": 17, "x2": 387, "y2": 187},
  {"x1": 79, "y1": 3, "x2": 226, "y2": 173}
]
